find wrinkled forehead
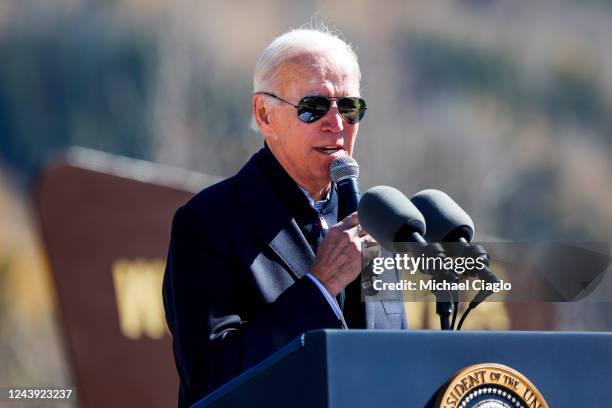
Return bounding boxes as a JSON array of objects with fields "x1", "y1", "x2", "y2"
[{"x1": 275, "y1": 51, "x2": 360, "y2": 97}]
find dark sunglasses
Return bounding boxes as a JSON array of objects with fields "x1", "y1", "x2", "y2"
[{"x1": 255, "y1": 91, "x2": 367, "y2": 124}]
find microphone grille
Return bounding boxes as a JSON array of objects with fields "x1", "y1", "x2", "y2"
[{"x1": 330, "y1": 156, "x2": 359, "y2": 182}]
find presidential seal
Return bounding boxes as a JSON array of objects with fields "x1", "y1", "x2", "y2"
[{"x1": 436, "y1": 363, "x2": 549, "y2": 408}]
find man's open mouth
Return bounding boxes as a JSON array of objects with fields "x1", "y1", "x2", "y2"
[{"x1": 314, "y1": 146, "x2": 343, "y2": 154}]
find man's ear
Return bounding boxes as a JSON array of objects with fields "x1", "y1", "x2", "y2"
[{"x1": 253, "y1": 95, "x2": 278, "y2": 140}]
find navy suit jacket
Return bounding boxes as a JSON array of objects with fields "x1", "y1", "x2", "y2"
[{"x1": 163, "y1": 147, "x2": 406, "y2": 407}]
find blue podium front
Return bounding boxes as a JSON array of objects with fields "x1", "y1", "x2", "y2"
[{"x1": 193, "y1": 330, "x2": 612, "y2": 407}]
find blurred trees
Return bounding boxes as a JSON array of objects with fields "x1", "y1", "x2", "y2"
[
  {"x1": 0, "y1": 3, "x2": 155, "y2": 181},
  {"x1": 0, "y1": 0, "x2": 610, "y2": 241}
]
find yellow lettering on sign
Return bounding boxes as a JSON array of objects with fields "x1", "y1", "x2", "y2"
[{"x1": 112, "y1": 259, "x2": 166, "y2": 340}]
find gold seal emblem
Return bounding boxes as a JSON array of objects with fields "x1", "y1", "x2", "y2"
[{"x1": 436, "y1": 363, "x2": 549, "y2": 408}]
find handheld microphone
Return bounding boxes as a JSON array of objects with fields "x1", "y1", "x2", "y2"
[
  {"x1": 330, "y1": 157, "x2": 364, "y2": 327},
  {"x1": 330, "y1": 156, "x2": 360, "y2": 220}
]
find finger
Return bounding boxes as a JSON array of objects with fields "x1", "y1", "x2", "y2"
[
  {"x1": 361, "y1": 234, "x2": 378, "y2": 245},
  {"x1": 356, "y1": 224, "x2": 370, "y2": 238},
  {"x1": 349, "y1": 223, "x2": 369, "y2": 239},
  {"x1": 339, "y1": 211, "x2": 359, "y2": 229},
  {"x1": 345, "y1": 224, "x2": 361, "y2": 240},
  {"x1": 362, "y1": 239, "x2": 382, "y2": 260}
]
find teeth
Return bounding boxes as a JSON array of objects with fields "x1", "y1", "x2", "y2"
[{"x1": 316, "y1": 146, "x2": 341, "y2": 154}]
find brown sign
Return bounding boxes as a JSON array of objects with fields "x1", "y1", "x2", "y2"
[{"x1": 33, "y1": 148, "x2": 219, "y2": 408}]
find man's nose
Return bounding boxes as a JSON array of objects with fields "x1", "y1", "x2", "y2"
[{"x1": 320, "y1": 103, "x2": 344, "y2": 132}]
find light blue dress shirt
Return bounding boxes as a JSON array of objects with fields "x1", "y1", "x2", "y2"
[{"x1": 297, "y1": 186, "x2": 344, "y2": 320}]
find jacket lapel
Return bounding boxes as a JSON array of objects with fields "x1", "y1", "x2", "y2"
[
  {"x1": 234, "y1": 154, "x2": 314, "y2": 281},
  {"x1": 268, "y1": 221, "x2": 315, "y2": 281}
]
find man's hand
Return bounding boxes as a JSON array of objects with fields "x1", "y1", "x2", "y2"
[{"x1": 310, "y1": 212, "x2": 379, "y2": 297}]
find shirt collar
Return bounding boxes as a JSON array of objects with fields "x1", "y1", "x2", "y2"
[{"x1": 297, "y1": 185, "x2": 331, "y2": 213}]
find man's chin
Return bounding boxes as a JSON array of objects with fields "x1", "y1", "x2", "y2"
[{"x1": 315, "y1": 172, "x2": 334, "y2": 188}]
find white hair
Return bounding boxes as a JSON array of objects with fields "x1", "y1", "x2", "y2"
[{"x1": 250, "y1": 28, "x2": 361, "y2": 132}]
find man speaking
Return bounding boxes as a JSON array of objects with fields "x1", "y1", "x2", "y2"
[{"x1": 163, "y1": 27, "x2": 407, "y2": 407}]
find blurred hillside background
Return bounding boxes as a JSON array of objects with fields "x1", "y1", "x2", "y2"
[{"x1": 1, "y1": 0, "x2": 612, "y2": 404}]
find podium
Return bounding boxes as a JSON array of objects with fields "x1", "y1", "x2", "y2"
[{"x1": 193, "y1": 330, "x2": 611, "y2": 407}]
